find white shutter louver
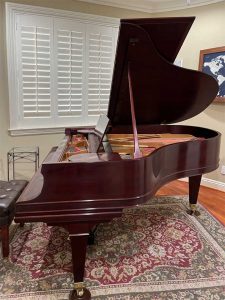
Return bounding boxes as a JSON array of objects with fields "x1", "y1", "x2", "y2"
[
  {"x1": 57, "y1": 28, "x2": 84, "y2": 117},
  {"x1": 8, "y1": 7, "x2": 119, "y2": 132},
  {"x1": 87, "y1": 26, "x2": 115, "y2": 117},
  {"x1": 20, "y1": 25, "x2": 51, "y2": 118}
]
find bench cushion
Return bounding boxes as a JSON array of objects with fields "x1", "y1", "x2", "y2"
[{"x1": 0, "y1": 180, "x2": 28, "y2": 216}]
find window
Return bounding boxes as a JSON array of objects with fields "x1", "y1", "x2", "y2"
[{"x1": 6, "y1": 3, "x2": 119, "y2": 135}]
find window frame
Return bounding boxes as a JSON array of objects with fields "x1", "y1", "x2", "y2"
[{"x1": 6, "y1": 2, "x2": 119, "y2": 136}]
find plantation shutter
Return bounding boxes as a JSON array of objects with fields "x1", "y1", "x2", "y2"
[
  {"x1": 8, "y1": 5, "x2": 119, "y2": 132},
  {"x1": 86, "y1": 25, "x2": 116, "y2": 119},
  {"x1": 54, "y1": 21, "x2": 117, "y2": 126},
  {"x1": 54, "y1": 20, "x2": 86, "y2": 125},
  {"x1": 15, "y1": 14, "x2": 54, "y2": 128}
]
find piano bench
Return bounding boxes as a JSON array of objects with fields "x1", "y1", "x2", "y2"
[{"x1": 0, "y1": 180, "x2": 28, "y2": 258}]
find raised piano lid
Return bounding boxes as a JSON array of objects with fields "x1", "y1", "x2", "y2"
[{"x1": 107, "y1": 17, "x2": 219, "y2": 127}]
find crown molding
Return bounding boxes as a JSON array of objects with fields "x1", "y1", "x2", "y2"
[
  {"x1": 5, "y1": 2, "x2": 119, "y2": 26},
  {"x1": 77, "y1": 0, "x2": 225, "y2": 13}
]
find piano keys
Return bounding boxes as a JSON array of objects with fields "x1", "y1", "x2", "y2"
[{"x1": 15, "y1": 17, "x2": 221, "y2": 299}]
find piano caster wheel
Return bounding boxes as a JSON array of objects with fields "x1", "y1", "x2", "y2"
[
  {"x1": 69, "y1": 288, "x2": 91, "y2": 300},
  {"x1": 187, "y1": 204, "x2": 200, "y2": 216},
  {"x1": 70, "y1": 284, "x2": 91, "y2": 300}
]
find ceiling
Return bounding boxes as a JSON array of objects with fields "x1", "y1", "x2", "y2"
[{"x1": 77, "y1": 0, "x2": 224, "y2": 13}]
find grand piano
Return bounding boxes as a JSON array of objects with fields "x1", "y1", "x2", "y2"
[{"x1": 15, "y1": 17, "x2": 221, "y2": 299}]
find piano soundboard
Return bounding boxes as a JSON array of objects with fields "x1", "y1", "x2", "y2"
[{"x1": 62, "y1": 133, "x2": 199, "y2": 161}]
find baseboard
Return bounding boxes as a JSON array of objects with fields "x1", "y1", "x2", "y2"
[{"x1": 179, "y1": 177, "x2": 225, "y2": 192}]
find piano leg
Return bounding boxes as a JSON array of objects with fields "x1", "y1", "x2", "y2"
[
  {"x1": 187, "y1": 175, "x2": 202, "y2": 216},
  {"x1": 68, "y1": 225, "x2": 91, "y2": 300}
]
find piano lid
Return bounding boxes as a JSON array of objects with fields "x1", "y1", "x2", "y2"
[{"x1": 107, "y1": 17, "x2": 219, "y2": 126}]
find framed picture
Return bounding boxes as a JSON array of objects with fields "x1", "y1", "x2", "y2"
[{"x1": 199, "y1": 46, "x2": 225, "y2": 103}]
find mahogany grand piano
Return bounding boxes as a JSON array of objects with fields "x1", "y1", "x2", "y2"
[{"x1": 15, "y1": 17, "x2": 221, "y2": 299}]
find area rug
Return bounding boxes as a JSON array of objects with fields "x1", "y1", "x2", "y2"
[{"x1": 0, "y1": 196, "x2": 224, "y2": 300}]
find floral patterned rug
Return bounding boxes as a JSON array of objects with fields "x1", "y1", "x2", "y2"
[{"x1": 0, "y1": 196, "x2": 225, "y2": 300}]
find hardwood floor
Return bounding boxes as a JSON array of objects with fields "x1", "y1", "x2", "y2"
[{"x1": 156, "y1": 180, "x2": 225, "y2": 225}]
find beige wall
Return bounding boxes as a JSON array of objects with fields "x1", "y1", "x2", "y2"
[
  {"x1": 0, "y1": 0, "x2": 224, "y2": 183},
  {"x1": 155, "y1": 2, "x2": 225, "y2": 183}
]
